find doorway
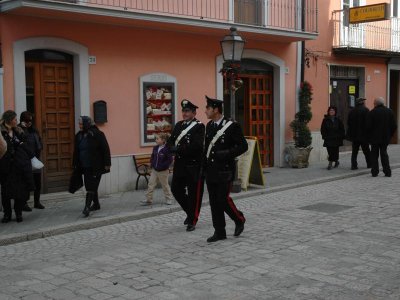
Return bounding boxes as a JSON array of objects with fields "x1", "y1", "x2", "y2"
[
  {"x1": 25, "y1": 50, "x2": 75, "y2": 193},
  {"x1": 330, "y1": 78, "x2": 359, "y2": 150}
]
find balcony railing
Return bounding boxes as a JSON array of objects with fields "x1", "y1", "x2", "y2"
[
  {"x1": 333, "y1": 10, "x2": 400, "y2": 53},
  {"x1": 52, "y1": 0, "x2": 318, "y2": 34}
]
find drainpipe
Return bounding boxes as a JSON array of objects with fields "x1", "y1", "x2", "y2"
[{"x1": 300, "y1": 0, "x2": 306, "y2": 83}]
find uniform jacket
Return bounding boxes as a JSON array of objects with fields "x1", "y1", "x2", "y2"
[
  {"x1": 168, "y1": 118, "x2": 205, "y2": 179},
  {"x1": 73, "y1": 125, "x2": 111, "y2": 176},
  {"x1": 366, "y1": 104, "x2": 397, "y2": 145},
  {"x1": 150, "y1": 145, "x2": 173, "y2": 171},
  {"x1": 204, "y1": 117, "x2": 248, "y2": 183},
  {"x1": 347, "y1": 104, "x2": 369, "y2": 143},
  {"x1": 320, "y1": 116, "x2": 345, "y2": 147}
]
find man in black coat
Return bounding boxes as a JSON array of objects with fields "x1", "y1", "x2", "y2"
[
  {"x1": 366, "y1": 97, "x2": 397, "y2": 177},
  {"x1": 347, "y1": 97, "x2": 371, "y2": 170},
  {"x1": 168, "y1": 99, "x2": 205, "y2": 232},
  {"x1": 203, "y1": 96, "x2": 248, "y2": 243}
]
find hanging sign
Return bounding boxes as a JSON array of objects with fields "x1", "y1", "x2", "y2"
[
  {"x1": 237, "y1": 136, "x2": 265, "y2": 190},
  {"x1": 349, "y1": 3, "x2": 390, "y2": 24}
]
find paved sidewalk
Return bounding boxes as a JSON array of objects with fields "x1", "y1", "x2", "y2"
[{"x1": 1, "y1": 145, "x2": 400, "y2": 245}]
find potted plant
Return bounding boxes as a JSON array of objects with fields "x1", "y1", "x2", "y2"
[{"x1": 286, "y1": 81, "x2": 313, "y2": 168}]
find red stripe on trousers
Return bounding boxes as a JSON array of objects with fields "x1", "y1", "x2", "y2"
[
  {"x1": 193, "y1": 179, "x2": 202, "y2": 225},
  {"x1": 226, "y1": 183, "x2": 245, "y2": 223}
]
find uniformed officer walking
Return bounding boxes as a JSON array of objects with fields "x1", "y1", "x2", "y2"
[
  {"x1": 168, "y1": 99, "x2": 205, "y2": 232},
  {"x1": 203, "y1": 96, "x2": 248, "y2": 243}
]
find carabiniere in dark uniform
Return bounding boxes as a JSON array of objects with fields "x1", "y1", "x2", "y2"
[
  {"x1": 204, "y1": 96, "x2": 248, "y2": 243},
  {"x1": 168, "y1": 99, "x2": 205, "y2": 232}
]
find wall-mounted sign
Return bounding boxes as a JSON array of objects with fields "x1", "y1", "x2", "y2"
[
  {"x1": 349, "y1": 3, "x2": 390, "y2": 24},
  {"x1": 349, "y1": 85, "x2": 356, "y2": 94}
]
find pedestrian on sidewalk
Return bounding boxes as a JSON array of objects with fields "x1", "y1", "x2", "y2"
[
  {"x1": 346, "y1": 98, "x2": 371, "y2": 170},
  {"x1": 167, "y1": 99, "x2": 205, "y2": 232},
  {"x1": 0, "y1": 110, "x2": 34, "y2": 223},
  {"x1": 321, "y1": 106, "x2": 345, "y2": 170},
  {"x1": 18, "y1": 111, "x2": 45, "y2": 211},
  {"x1": 72, "y1": 116, "x2": 111, "y2": 217},
  {"x1": 366, "y1": 97, "x2": 397, "y2": 177},
  {"x1": 203, "y1": 96, "x2": 247, "y2": 243},
  {"x1": 142, "y1": 133, "x2": 174, "y2": 206}
]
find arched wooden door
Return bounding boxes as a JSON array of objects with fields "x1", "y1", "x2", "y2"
[
  {"x1": 26, "y1": 58, "x2": 75, "y2": 193},
  {"x1": 243, "y1": 74, "x2": 274, "y2": 167}
]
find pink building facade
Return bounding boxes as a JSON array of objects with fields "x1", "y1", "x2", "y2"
[
  {"x1": 8, "y1": 1, "x2": 400, "y2": 195},
  {"x1": 305, "y1": 0, "x2": 400, "y2": 162}
]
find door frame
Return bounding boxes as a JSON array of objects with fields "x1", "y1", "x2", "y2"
[
  {"x1": 388, "y1": 63, "x2": 400, "y2": 143},
  {"x1": 13, "y1": 37, "x2": 89, "y2": 131},
  {"x1": 216, "y1": 49, "x2": 285, "y2": 167}
]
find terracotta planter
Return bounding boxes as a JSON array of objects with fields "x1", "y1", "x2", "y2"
[{"x1": 285, "y1": 146, "x2": 313, "y2": 168}]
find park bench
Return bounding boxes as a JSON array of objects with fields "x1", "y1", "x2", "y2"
[{"x1": 132, "y1": 153, "x2": 173, "y2": 190}]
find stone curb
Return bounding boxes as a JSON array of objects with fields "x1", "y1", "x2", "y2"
[{"x1": 1, "y1": 163, "x2": 399, "y2": 246}]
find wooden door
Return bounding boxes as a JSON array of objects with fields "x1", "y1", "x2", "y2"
[
  {"x1": 244, "y1": 75, "x2": 274, "y2": 167},
  {"x1": 29, "y1": 62, "x2": 75, "y2": 193}
]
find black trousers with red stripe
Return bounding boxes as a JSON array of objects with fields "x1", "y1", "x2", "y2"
[
  {"x1": 171, "y1": 175, "x2": 204, "y2": 226},
  {"x1": 206, "y1": 181, "x2": 245, "y2": 237}
]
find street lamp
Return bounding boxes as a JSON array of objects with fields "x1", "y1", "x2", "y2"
[
  {"x1": 220, "y1": 27, "x2": 245, "y2": 120},
  {"x1": 220, "y1": 27, "x2": 245, "y2": 193}
]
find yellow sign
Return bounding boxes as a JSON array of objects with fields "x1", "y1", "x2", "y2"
[
  {"x1": 349, "y1": 3, "x2": 390, "y2": 24},
  {"x1": 237, "y1": 137, "x2": 265, "y2": 190},
  {"x1": 349, "y1": 85, "x2": 356, "y2": 94}
]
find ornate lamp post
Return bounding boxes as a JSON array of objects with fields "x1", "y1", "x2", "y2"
[
  {"x1": 220, "y1": 27, "x2": 245, "y2": 120},
  {"x1": 220, "y1": 27, "x2": 245, "y2": 193}
]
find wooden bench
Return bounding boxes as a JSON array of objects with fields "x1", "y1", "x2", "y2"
[{"x1": 132, "y1": 153, "x2": 174, "y2": 190}]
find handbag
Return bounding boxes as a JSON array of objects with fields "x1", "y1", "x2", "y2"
[
  {"x1": 31, "y1": 156, "x2": 44, "y2": 170},
  {"x1": 69, "y1": 168, "x2": 83, "y2": 194}
]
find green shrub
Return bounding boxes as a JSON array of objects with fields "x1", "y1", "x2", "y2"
[{"x1": 290, "y1": 81, "x2": 313, "y2": 148}]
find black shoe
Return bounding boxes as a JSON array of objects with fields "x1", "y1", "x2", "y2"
[
  {"x1": 351, "y1": 166, "x2": 358, "y2": 170},
  {"x1": 372, "y1": 174, "x2": 378, "y2": 177},
  {"x1": 207, "y1": 234, "x2": 227, "y2": 243},
  {"x1": 186, "y1": 225, "x2": 196, "y2": 232},
  {"x1": 327, "y1": 162, "x2": 332, "y2": 170},
  {"x1": 22, "y1": 204, "x2": 32, "y2": 212},
  {"x1": 89, "y1": 204, "x2": 100, "y2": 211},
  {"x1": 183, "y1": 217, "x2": 189, "y2": 225},
  {"x1": 1, "y1": 216, "x2": 11, "y2": 223},
  {"x1": 82, "y1": 207, "x2": 90, "y2": 217},
  {"x1": 385, "y1": 173, "x2": 391, "y2": 177},
  {"x1": 16, "y1": 215, "x2": 23, "y2": 223},
  {"x1": 234, "y1": 221, "x2": 245, "y2": 237},
  {"x1": 34, "y1": 202, "x2": 45, "y2": 209},
  {"x1": 334, "y1": 161, "x2": 340, "y2": 168}
]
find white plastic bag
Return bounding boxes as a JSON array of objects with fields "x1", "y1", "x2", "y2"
[{"x1": 31, "y1": 156, "x2": 44, "y2": 170}]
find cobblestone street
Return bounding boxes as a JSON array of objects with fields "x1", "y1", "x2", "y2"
[{"x1": 0, "y1": 169, "x2": 399, "y2": 299}]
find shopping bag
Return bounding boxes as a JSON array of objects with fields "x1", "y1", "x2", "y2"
[{"x1": 31, "y1": 156, "x2": 44, "y2": 170}]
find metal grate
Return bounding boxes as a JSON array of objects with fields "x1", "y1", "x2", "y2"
[{"x1": 298, "y1": 202, "x2": 354, "y2": 213}]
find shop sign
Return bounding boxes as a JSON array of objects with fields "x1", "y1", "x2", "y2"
[
  {"x1": 349, "y1": 85, "x2": 356, "y2": 94},
  {"x1": 349, "y1": 3, "x2": 390, "y2": 24}
]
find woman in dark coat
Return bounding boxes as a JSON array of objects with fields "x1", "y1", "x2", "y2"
[
  {"x1": 0, "y1": 110, "x2": 34, "y2": 223},
  {"x1": 72, "y1": 116, "x2": 111, "y2": 217},
  {"x1": 18, "y1": 111, "x2": 45, "y2": 210},
  {"x1": 320, "y1": 106, "x2": 345, "y2": 170}
]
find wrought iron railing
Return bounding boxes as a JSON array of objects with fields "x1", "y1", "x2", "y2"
[
  {"x1": 333, "y1": 10, "x2": 400, "y2": 53},
  {"x1": 54, "y1": 0, "x2": 318, "y2": 34}
]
